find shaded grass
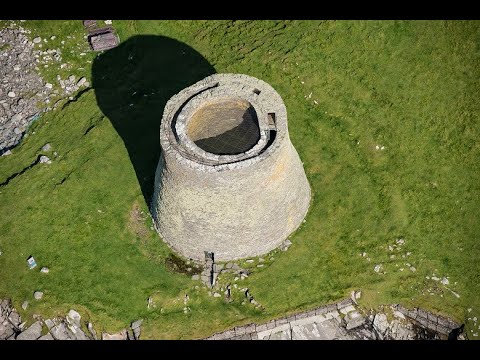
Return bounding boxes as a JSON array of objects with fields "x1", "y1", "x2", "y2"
[{"x1": 0, "y1": 20, "x2": 479, "y2": 339}]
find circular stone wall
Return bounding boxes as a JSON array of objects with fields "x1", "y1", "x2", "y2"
[
  {"x1": 187, "y1": 98, "x2": 260, "y2": 155},
  {"x1": 151, "y1": 73, "x2": 311, "y2": 261}
]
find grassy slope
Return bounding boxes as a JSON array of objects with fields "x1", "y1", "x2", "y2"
[{"x1": 0, "y1": 20, "x2": 479, "y2": 339}]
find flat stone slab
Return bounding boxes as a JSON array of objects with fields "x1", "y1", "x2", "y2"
[{"x1": 16, "y1": 321, "x2": 42, "y2": 340}]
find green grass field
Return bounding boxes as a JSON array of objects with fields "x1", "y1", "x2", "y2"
[{"x1": 0, "y1": 20, "x2": 479, "y2": 339}]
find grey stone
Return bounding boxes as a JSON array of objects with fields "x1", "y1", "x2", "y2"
[
  {"x1": 151, "y1": 74, "x2": 310, "y2": 262},
  {"x1": 131, "y1": 319, "x2": 143, "y2": 330},
  {"x1": 126, "y1": 328, "x2": 135, "y2": 340},
  {"x1": 8, "y1": 311, "x2": 21, "y2": 327},
  {"x1": 0, "y1": 324, "x2": 15, "y2": 340},
  {"x1": 16, "y1": 321, "x2": 42, "y2": 340},
  {"x1": 38, "y1": 333, "x2": 54, "y2": 340},
  {"x1": 34, "y1": 291, "x2": 44, "y2": 300},
  {"x1": 50, "y1": 322, "x2": 74, "y2": 340},
  {"x1": 77, "y1": 77, "x2": 87, "y2": 87},
  {"x1": 73, "y1": 327, "x2": 89, "y2": 340},
  {"x1": 87, "y1": 322, "x2": 97, "y2": 340},
  {"x1": 39, "y1": 155, "x2": 51, "y2": 164},
  {"x1": 191, "y1": 274, "x2": 200, "y2": 280},
  {"x1": 133, "y1": 327, "x2": 141, "y2": 340},
  {"x1": 1, "y1": 299, "x2": 10, "y2": 312},
  {"x1": 255, "y1": 324, "x2": 268, "y2": 333},
  {"x1": 44, "y1": 319, "x2": 55, "y2": 330},
  {"x1": 244, "y1": 324, "x2": 256, "y2": 334},
  {"x1": 21, "y1": 301, "x2": 28, "y2": 310},
  {"x1": 268, "y1": 329, "x2": 291, "y2": 340},
  {"x1": 67, "y1": 309, "x2": 81, "y2": 327},
  {"x1": 313, "y1": 319, "x2": 341, "y2": 340},
  {"x1": 345, "y1": 311, "x2": 365, "y2": 330},
  {"x1": 33, "y1": 37, "x2": 42, "y2": 43},
  {"x1": 337, "y1": 298, "x2": 354, "y2": 309},
  {"x1": 373, "y1": 313, "x2": 389, "y2": 335},
  {"x1": 41, "y1": 144, "x2": 51, "y2": 152}
]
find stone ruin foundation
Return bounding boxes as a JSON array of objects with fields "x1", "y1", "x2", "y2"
[{"x1": 151, "y1": 74, "x2": 311, "y2": 261}]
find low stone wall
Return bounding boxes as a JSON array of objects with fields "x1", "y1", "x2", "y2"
[{"x1": 205, "y1": 298, "x2": 464, "y2": 340}]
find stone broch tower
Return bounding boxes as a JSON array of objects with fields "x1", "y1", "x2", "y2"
[{"x1": 151, "y1": 74, "x2": 311, "y2": 261}]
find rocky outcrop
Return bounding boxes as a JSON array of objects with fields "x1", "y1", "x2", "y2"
[
  {"x1": 0, "y1": 22, "x2": 91, "y2": 155},
  {"x1": 0, "y1": 26, "x2": 50, "y2": 154},
  {"x1": 0, "y1": 298, "x2": 142, "y2": 340}
]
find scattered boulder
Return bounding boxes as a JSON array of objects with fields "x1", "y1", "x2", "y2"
[
  {"x1": 39, "y1": 155, "x2": 51, "y2": 164},
  {"x1": 21, "y1": 301, "x2": 28, "y2": 310},
  {"x1": 41, "y1": 143, "x2": 51, "y2": 152},
  {"x1": 280, "y1": 239, "x2": 292, "y2": 251},
  {"x1": 77, "y1": 77, "x2": 87, "y2": 87},
  {"x1": 33, "y1": 291, "x2": 43, "y2": 300},
  {"x1": 33, "y1": 37, "x2": 41, "y2": 43}
]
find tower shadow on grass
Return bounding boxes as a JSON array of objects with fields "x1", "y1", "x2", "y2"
[{"x1": 92, "y1": 35, "x2": 216, "y2": 205}]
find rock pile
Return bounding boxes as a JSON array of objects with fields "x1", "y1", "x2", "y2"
[
  {"x1": 0, "y1": 23, "x2": 91, "y2": 155},
  {"x1": 0, "y1": 27, "x2": 51, "y2": 153}
]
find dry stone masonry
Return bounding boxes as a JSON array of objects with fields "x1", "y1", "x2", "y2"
[{"x1": 151, "y1": 74, "x2": 311, "y2": 261}]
